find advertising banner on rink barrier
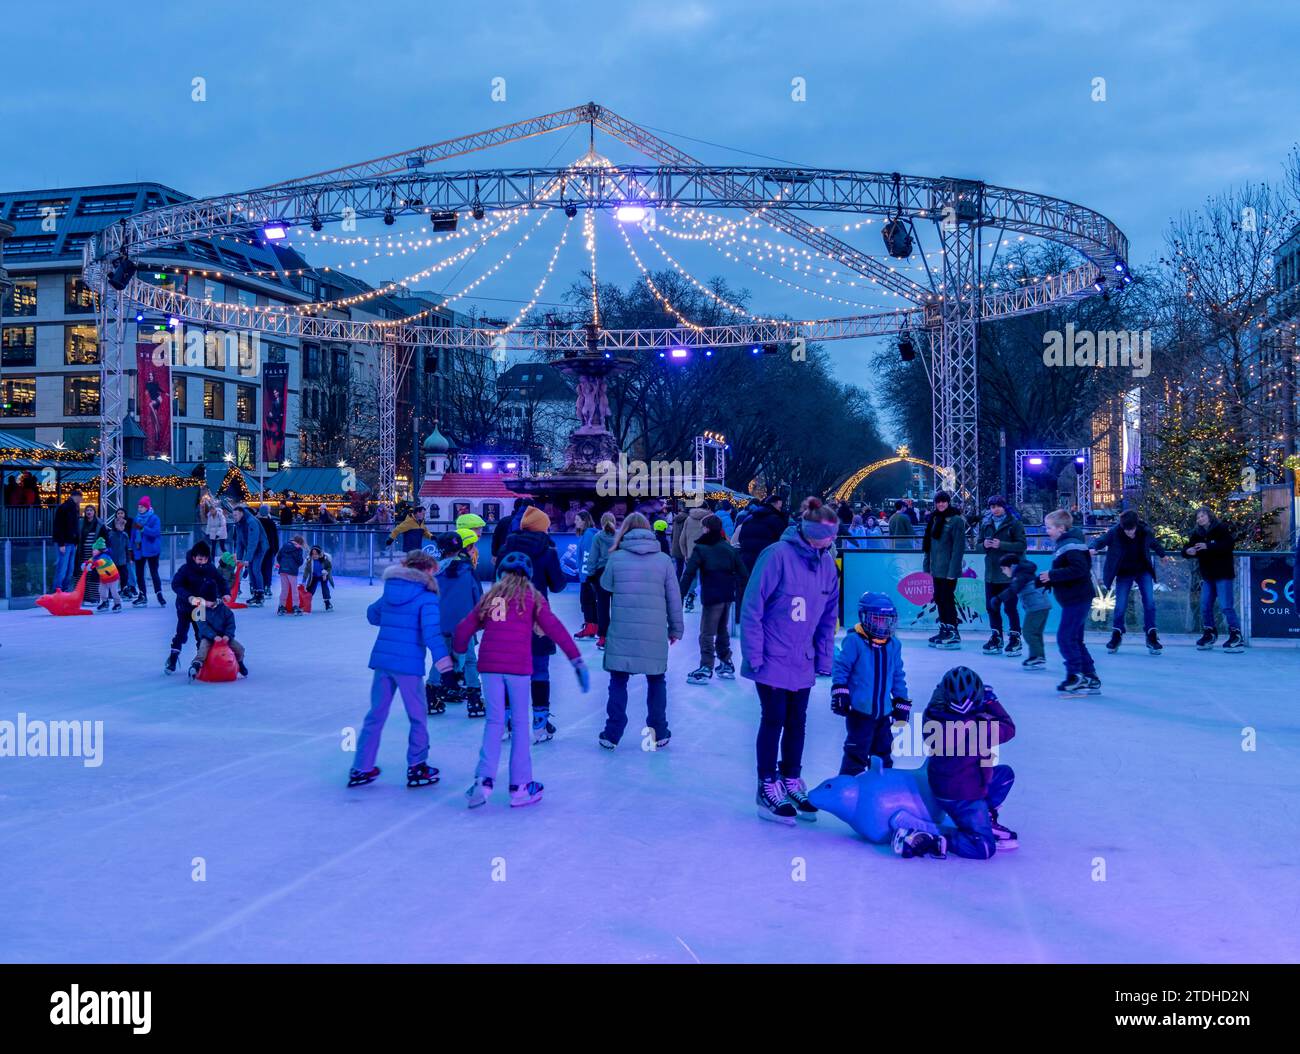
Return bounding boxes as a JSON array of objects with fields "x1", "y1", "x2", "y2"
[{"x1": 1247, "y1": 552, "x2": 1298, "y2": 639}]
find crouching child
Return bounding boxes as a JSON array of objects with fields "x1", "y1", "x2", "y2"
[
  {"x1": 188, "y1": 586, "x2": 248, "y2": 680},
  {"x1": 893, "y1": 665, "x2": 1017, "y2": 860}
]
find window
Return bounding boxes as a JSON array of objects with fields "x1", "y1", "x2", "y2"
[
  {"x1": 267, "y1": 343, "x2": 287, "y2": 364},
  {"x1": 303, "y1": 343, "x2": 320, "y2": 380},
  {"x1": 173, "y1": 376, "x2": 188, "y2": 416},
  {"x1": 75, "y1": 193, "x2": 135, "y2": 216},
  {"x1": 63, "y1": 375, "x2": 99, "y2": 417},
  {"x1": 64, "y1": 275, "x2": 96, "y2": 313},
  {"x1": 2, "y1": 277, "x2": 37, "y2": 316},
  {"x1": 204, "y1": 330, "x2": 225, "y2": 370},
  {"x1": 2, "y1": 325, "x2": 37, "y2": 367},
  {"x1": 1, "y1": 377, "x2": 36, "y2": 417},
  {"x1": 203, "y1": 428, "x2": 225, "y2": 462},
  {"x1": 204, "y1": 380, "x2": 225, "y2": 419},
  {"x1": 332, "y1": 348, "x2": 348, "y2": 383},
  {"x1": 9, "y1": 198, "x2": 70, "y2": 221},
  {"x1": 236, "y1": 384, "x2": 255, "y2": 424},
  {"x1": 2, "y1": 236, "x2": 56, "y2": 258},
  {"x1": 235, "y1": 433, "x2": 254, "y2": 469},
  {"x1": 64, "y1": 324, "x2": 99, "y2": 365}
]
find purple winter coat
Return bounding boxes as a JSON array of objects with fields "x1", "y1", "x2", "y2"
[{"x1": 739, "y1": 524, "x2": 840, "y2": 690}]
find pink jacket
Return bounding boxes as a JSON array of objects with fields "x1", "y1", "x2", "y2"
[{"x1": 452, "y1": 590, "x2": 579, "y2": 676}]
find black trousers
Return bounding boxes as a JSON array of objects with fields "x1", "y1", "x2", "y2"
[
  {"x1": 755, "y1": 683, "x2": 811, "y2": 781},
  {"x1": 135, "y1": 555, "x2": 161, "y2": 595},
  {"x1": 595, "y1": 581, "x2": 613, "y2": 636},
  {"x1": 579, "y1": 579, "x2": 598, "y2": 624},
  {"x1": 986, "y1": 581, "x2": 1021, "y2": 633},
  {"x1": 934, "y1": 576, "x2": 958, "y2": 626},
  {"x1": 839, "y1": 711, "x2": 895, "y2": 776},
  {"x1": 169, "y1": 609, "x2": 199, "y2": 652}
]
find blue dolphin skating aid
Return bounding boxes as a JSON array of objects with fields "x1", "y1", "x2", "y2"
[{"x1": 808, "y1": 757, "x2": 946, "y2": 843}]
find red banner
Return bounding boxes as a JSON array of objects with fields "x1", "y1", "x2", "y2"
[
  {"x1": 262, "y1": 361, "x2": 289, "y2": 466},
  {"x1": 135, "y1": 342, "x2": 171, "y2": 459}
]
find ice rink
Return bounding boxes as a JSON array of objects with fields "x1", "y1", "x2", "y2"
[{"x1": 2, "y1": 579, "x2": 1297, "y2": 964}]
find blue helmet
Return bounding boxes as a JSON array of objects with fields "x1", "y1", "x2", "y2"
[
  {"x1": 495, "y1": 551, "x2": 534, "y2": 581},
  {"x1": 858, "y1": 591, "x2": 897, "y2": 643}
]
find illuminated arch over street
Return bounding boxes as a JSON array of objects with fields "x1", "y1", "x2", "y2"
[{"x1": 830, "y1": 446, "x2": 950, "y2": 503}]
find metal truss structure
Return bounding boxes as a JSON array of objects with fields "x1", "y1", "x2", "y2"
[
  {"x1": 94, "y1": 279, "x2": 128, "y2": 517},
  {"x1": 84, "y1": 102, "x2": 1127, "y2": 512},
  {"x1": 693, "y1": 432, "x2": 727, "y2": 485},
  {"x1": 1013, "y1": 448, "x2": 1093, "y2": 518}
]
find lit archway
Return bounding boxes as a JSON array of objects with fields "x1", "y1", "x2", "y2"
[{"x1": 830, "y1": 446, "x2": 950, "y2": 503}]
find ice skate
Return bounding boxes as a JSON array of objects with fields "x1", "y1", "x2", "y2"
[
  {"x1": 892, "y1": 827, "x2": 947, "y2": 859},
  {"x1": 466, "y1": 776, "x2": 493, "y2": 808},
  {"x1": 164, "y1": 648, "x2": 179, "y2": 675},
  {"x1": 684, "y1": 592, "x2": 696, "y2": 613},
  {"x1": 96, "y1": 599, "x2": 110, "y2": 612},
  {"x1": 575, "y1": 622, "x2": 598, "y2": 640},
  {"x1": 531, "y1": 710, "x2": 554, "y2": 744},
  {"x1": 756, "y1": 779, "x2": 797, "y2": 826},
  {"x1": 1021, "y1": 655, "x2": 1045, "y2": 670},
  {"x1": 1056, "y1": 672, "x2": 1089, "y2": 694},
  {"x1": 324, "y1": 599, "x2": 333, "y2": 612},
  {"x1": 990, "y1": 809, "x2": 1019, "y2": 849},
  {"x1": 1195, "y1": 628, "x2": 1217, "y2": 650},
  {"x1": 156, "y1": 591, "x2": 166, "y2": 607},
  {"x1": 187, "y1": 658, "x2": 202, "y2": 682},
  {"x1": 464, "y1": 687, "x2": 485, "y2": 718},
  {"x1": 1082, "y1": 675, "x2": 1102, "y2": 694},
  {"x1": 596, "y1": 636, "x2": 606, "y2": 650},
  {"x1": 715, "y1": 660, "x2": 736, "y2": 679},
  {"x1": 1223, "y1": 629, "x2": 1244, "y2": 653},
  {"x1": 237, "y1": 661, "x2": 249, "y2": 677},
  {"x1": 1146, "y1": 628, "x2": 1163, "y2": 654},
  {"x1": 112, "y1": 601, "x2": 122, "y2": 613},
  {"x1": 598, "y1": 734, "x2": 617, "y2": 750},
  {"x1": 780, "y1": 776, "x2": 818, "y2": 822},
  {"x1": 981, "y1": 631, "x2": 1003, "y2": 655},
  {"x1": 406, "y1": 763, "x2": 440, "y2": 788},
  {"x1": 347, "y1": 767, "x2": 380, "y2": 787},
  {"x1": 930, "y1": 624, "x2": 961, "y2": 650},
  {"x1": 687, "y1": 665, "x2": 713, "y2": 686},
  {"x1": 132, "y1": 593, "x2": 148, "y2": 607},
  {"x1": 1003, "y1": 632, "x2": 1023, "y2": 657},
  {"x1": 509, "y1": 781, "x2": 544, "y2": 807},
  {"x1": 277, "y1": 605, "x2": 287, "y2": 616},
  {"x1": 1105, "y1": 629, "x2": 1123, "y2": 653},
  {"x1": 425, "y1": 682, "x2": 446, "y2": 716}
]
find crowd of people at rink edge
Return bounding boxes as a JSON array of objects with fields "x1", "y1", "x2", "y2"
[{"x1": 338, "y1": 487, "x2": 1297, "y2": 862}]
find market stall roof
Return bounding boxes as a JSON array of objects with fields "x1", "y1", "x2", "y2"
[
  {"x1": 57, "y1": 459, "x2": 200, "y2": 485},
  {"x1": 0, "y1": 432, "x2": 91, "y2": 468},
  {"x1": 263, "y1": 467, "x2": 371, "y2": 496},
  {"x1": 174, "y1": 462, "x2": 256, "y2": 502}
]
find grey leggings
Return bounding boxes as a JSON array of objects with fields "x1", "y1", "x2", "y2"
[{"x1": 476, "y1": 672, "x2": 533, "y2": 788}]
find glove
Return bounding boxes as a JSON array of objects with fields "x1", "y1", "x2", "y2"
[
  {"x1": 439, "y1": 668, "x2": 463, "y2": 688},
  {"x1": 830, "y1": 685, "x2": 852, "y2": 716},
  {"x1": 890, "y1": 697, "x2": 912, "y2": 726},
  {"x1": 572, "y1": 657, "x2": 590, "y2": 693},
  {"x1": 433, "y1": 656, "x2": 454, "y2": 675}
]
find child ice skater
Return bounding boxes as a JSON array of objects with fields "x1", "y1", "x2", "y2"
[
  {"x1": 997, "y1": 553, "x2": 1051, "y2": 669},
  {"x1": 85, "y1": 537, "x2": 123, "y2": 612},
  {"x1": 428, "y1": 530, "x2": 483, "y2": 717},
  {"x1": 276, "y1": 535, "x2": 306, "y2": 615},
  {"x1": 302, "y1": 544, "x2": 333, "y2": 611},
  {"x1": 452, "y1": 551, "x2": 588, "y2": 809},
  {"x1": 830, "y1": 592, "x2": 910, "y2": 775},
  {"x1": 678, "y1": 513, "x2": 747, "y2": 685},
  {"x1": 348, "y1": 551, "x2": 453, "y2": 789},
  {"x1": 165, "y1": 540, "x2": 225, "y2": 674},
  {"x1": 893, "y1": 666, "x2": 1017, "y2": 860},
  {"x1": 187, "y1": 585, "x2": 248, "y2": 680},
  {"x1": 1039, "y1": 509, "x2": 1099, "y2": 694}
]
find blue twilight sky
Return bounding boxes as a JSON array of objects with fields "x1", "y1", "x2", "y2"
[{"x1": 3, "y1": 0, "x2": 1297, "y2": 401}]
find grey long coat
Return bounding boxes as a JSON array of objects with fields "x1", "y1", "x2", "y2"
[{"x1": 600, "y1": 529, "x2": 684, "y2": 675}]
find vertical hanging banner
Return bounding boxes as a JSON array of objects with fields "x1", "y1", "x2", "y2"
[
  {"x1": 136, "y1": 342, "x2": 172, "y2": 459},
  {"x1": 262, "y1": 361, "x2": 289, "y2": 467}
]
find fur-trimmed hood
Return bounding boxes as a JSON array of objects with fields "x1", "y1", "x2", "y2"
[{"x1": 382, "y1": 562, "x2": 438, "y2": 593}]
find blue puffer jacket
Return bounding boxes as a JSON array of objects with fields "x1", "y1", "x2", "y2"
[
  {"x1": 436, "y1": 554, "x2": 482, "y2": 635},
  {"x1": 231, "y1": 507, "x2": 267, "y2": 564},
  {"x1": 576, "y1": 526, "x2": 599, "y2": 581},
  {"x1": 740, "y1": 524, "x2": 840, "y2": 691},
  {"x1": 132, "y1": 509, "x2": 162, "y2": 559},
  {"x1": 832, "y1": 627, "x2": 908, "y2": 720},
  {"x1": 276, "y1": 541, "x2": 304, "y2": 577},
  {"x1": 366, "y1": 563, "x2": 448, "y2": 676}
]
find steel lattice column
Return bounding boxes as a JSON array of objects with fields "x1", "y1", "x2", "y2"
[
  {"x1": 96, "y1": 281, "x2": 128, "y2": 518},
  {"x1": 932, "y1": 181, "x2": 984, "y2": 509},
  {"x1": 378, "y1": 336, "x2": 398, "y2": 515}
]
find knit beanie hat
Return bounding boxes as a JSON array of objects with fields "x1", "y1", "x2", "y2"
[
  {"x1": 138, "y1": 496, "x2": 152, "y2": 510},
  {"x1": 93, "y1": 537, "x2": 107, "y2": 551},
  {"x1": 521, "y1": 506, "x2": 550, "y2": 533}
]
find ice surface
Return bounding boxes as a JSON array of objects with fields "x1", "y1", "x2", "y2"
[{"x1": 1, "y1": 581, "x2": 1297, "y2": 964}]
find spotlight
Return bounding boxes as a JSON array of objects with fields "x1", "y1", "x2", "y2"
[
  {"x1": 1114, "y1": 263, "x2": 1125, "y2": 273},
  {"x1": 750, "y1": 346, "x2": 762, "y2": 355},
  {"x1": 479, "y1": 460, "x2": 494, "y2": 470},
  {"x1": 431, "y1": 211, "x2": 458, "y2": 232},
  {"x1": 564, "y1": 202, "x2": 578, "y2": 218},
  {"x1": 1028, "y1": 457, "x2": 1044, "y2": 466},
  {"x1": 107, "y1": 253, "x2": 137, "y2": 291},
  {"x1": 1121, "y1": 274, "x2": 1133, "y2": 286},
  {"x1": 1075, "y1": 456, "x2": 1086, "y2": 464},
  {"x1": 704, "y1": 349, "x2": 713, "y2": 357},
  {"x1": 310, "y1": 216, "x2": 323, "y2": 232},
  {"x1": 505, "y1": 461, "x2": 518, "y2": 470},
  {"x1": 383, "y1": 209, "x2": 395, "y2": 225},
  {"x1": 471, "y1": 202, "x2": 485, "y2": 221},
  {"x1": 898, "y1": 333, "x2": 916, "y2": 361},
  {"x1": 262, "y1": 222, "x2": 289, "y2": 241},
  {"x1": 134, "y1": 312, "x2": 144, "y2": 323},
  {"x1": 669, "y1": 347, "x2": 689, "y2": 360},
  {"x1": 615, "y1": 204, "x2": 647, "y2": 223},
  {"x1": 881, "y1": 219, "x2": 913, "y2": 259},
  {"x1": 1093, "y1": 279, "x2": 1105, "y2": 293}
]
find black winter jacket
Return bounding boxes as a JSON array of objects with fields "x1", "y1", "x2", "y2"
[
  {"x1": 1183, "y1": 521, "x2": 1235, "y2": 582},
  {"x1": 171, "y1": 556, "x2": 225, "y2": 612},
  {"x1": 1044, "y1": 528, "x2": 1094, "y2": 607},
  {"x1": 679, "y1": 534, "x2": 748, "y2": 606},
  {"x1": 497, "y1": 528, "x2": 567, "y2": 655},
  {"x1": 737, "y1": 503, "x2": 789, "y2": 570}
]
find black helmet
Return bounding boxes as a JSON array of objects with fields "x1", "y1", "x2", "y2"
[
  {"x1": 940, "y1": 666, "x2": 984, "y2": 714},
  {"x1": 495, "y1": 551, "x2": 534, "y2": 581},
  {"x1": 435, "y1": 531, "x2": 463, "y2": 559}
]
